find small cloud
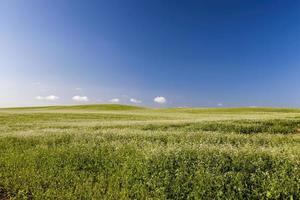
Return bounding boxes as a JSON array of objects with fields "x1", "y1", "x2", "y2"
[
  {"x1": 72, "y1": 96, "x2": 89, "y2": 102},
  {"x1": 217, "y1": 103, "x2": 223, "y2": 106},
  {"x1": 35, "y1": 96, "x2": 44, "y2": 100},
  {"x1": 35, "y1": 95, "x2": 59, "y2": 101},
  {"x1": 130, "y1": 98, "x2": 142, "y2": 104},
  {"x1": 75, "y1": 87, "x2": 82, "y2": 91},
  {"x1": 154, "y1": 96, "x2": 167, "y2": 104},
  {"x1": 109, "y1": 98, "x2": 120, "y2": 103},
  {"x1": 45, "y1": 95, "x2": 59, "y2": 100}
]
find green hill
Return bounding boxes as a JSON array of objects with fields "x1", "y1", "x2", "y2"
[{"x1": 3, "y1": 104, "x2": 300, "y2": 113}]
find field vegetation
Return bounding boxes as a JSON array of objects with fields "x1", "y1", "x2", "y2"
[{"x1": 0, "y1": 104, "x2": 300, "y2": 199}]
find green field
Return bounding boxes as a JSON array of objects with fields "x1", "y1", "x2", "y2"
[{"x1": 0, "y1": 104, "x2": 300, "y2": 199}]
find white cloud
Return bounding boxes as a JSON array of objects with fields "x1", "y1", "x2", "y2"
[
  {"x1": 35, "y1": 96, "x2": 44, "y2": 100},
  {"x1": 72, "y1": 96, "x2": 89, "y2": 102},
  {"x1": 217, "y1": 103, "x2": 223, "y2": 106},
  {"x1": 109, "y1": 98, "x2": 120, "y2": 103},
  {"x1": 154, "y1": 96, "x2": 167, "y2": 104},
  {"x1": 35, "y1": 95, "x2": 59, "y2": 101},
  {"x1": 130, "y1": 98, "x2": 142, "y2": 104},
  {"x1": 45, "y1": 95, "x2": 59, "y2": 100},
  {"x1": 75, "y1": 87, "x2": 82, "y2": 91}
]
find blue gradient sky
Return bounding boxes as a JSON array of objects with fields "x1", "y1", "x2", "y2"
[{"x1": 1, "y1": 0, "x2": 300, "y2": 107}]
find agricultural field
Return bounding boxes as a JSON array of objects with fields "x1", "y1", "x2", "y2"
[{"x1": 0, "y1": 104, "x2": 300, "y2": 199}]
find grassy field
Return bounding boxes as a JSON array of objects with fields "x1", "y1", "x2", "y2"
[{"x1": 0, "y1": 104, "x2": 300, "y2": 199}]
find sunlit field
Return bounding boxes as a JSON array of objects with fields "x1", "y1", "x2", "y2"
[{"x1": 1, "y1": 105, "x2": 300, "y2": 199}]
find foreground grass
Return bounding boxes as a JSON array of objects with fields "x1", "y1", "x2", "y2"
[{"x1": 0, "y1": 105, "x2": 300, "y2": 199}]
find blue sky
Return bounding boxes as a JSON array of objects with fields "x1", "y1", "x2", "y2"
[{"x1": 1, "y1": 0, "x2": 300, "y2": 107}]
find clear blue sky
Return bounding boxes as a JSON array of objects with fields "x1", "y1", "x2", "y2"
[{"x1": 1, "y1": 0, "x2": 300, "y2": 107}]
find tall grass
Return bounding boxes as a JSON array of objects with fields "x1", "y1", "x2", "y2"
[{"x1": 0, "y1": 105, "x2": 300, "y2": 199}]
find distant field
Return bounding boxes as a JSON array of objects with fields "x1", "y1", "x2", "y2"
[{"x1": 0, "y1": 104, "x2": 300, "y2": 199}]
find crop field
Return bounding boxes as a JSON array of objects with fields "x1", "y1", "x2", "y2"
[{"x1": 0, "y1": 104, "x2": 300, "y2": 199}]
